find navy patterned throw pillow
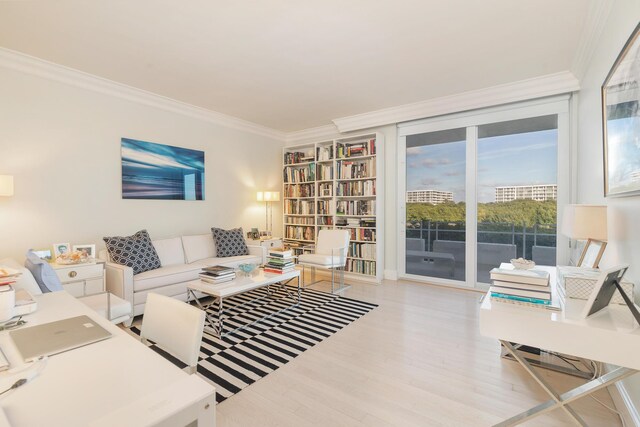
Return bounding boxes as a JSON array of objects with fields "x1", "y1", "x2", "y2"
[
  {"x1": 211, "y1": 227, "x2": 249, "y2": 257},
  {"x1": 103, "y1": 229, "x2": 161, "y2": 275}
]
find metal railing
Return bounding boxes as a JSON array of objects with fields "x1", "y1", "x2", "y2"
[{"x1": 405, "y1": 220, "x2": 556, "y2": 260}]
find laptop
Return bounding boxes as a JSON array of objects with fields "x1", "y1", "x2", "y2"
[{"x1": 9, "y1": 315, "x2": 112, "y2": 362}]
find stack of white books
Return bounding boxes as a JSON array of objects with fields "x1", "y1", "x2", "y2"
[
  {"x1": 199, "y1": 265, "x2": 236, "y2": 284},
  {"x1": 489, "y1": 267, "x2": 560, "y2": 310}
]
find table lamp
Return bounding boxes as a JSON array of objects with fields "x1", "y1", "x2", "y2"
[
  {"x1": 561, "y1": 204, "x2": 607, "y2": 267},
  {"x1": 257, "y1": 191, "x2": 280, "y2": 234}
]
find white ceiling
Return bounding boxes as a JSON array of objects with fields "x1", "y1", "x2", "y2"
[{"x1": 0, "y1": 0, "x2": 590, "y2": 132}]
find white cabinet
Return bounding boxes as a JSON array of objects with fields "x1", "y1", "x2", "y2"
[
  {"x1": 52, "y1": 262, "x2": 105, "y2": 297},
  {"x1": 246, "y1": 238, "x2": 283, "y2": 250}
]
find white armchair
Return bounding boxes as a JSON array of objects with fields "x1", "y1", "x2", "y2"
[{"x1": 298, "y1": 230, "x2": 350, "y2": 293}]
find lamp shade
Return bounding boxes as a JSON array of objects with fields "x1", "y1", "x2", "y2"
[
  {"x1": 562, "y1": 204, "x2": 607, "y2": 240},
  {"x1": 0, "y1": 175, "x2": 13, "y2": 197},
  {"x1": 264, "y1": 191, "x2": 280, "y2": 202},
  {"x1": 256, "y1": 191, "x2": 264, "y2": 202}
]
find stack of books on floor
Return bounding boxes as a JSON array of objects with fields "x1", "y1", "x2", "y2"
[
  {"x1": 199, "y1": 265, "x2": 236, "y2": 284},
  {"x1": 489, "y1": 267, "x2": 560, "y2": 310},
  {"x1": 264, "y1": 248, "x2": 295, "y2": 274}
]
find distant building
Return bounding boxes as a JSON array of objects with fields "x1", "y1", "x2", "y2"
[
  {"x1": 406, "y1": 190, "x2": 453, "y2": 204},
  {"x1": 495, "y1": 184, "x2": 557, "y2": 203}
]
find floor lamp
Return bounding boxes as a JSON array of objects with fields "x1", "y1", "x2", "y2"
[
  {"x1": 257, "y1": 191, "x2": 280, "y2": 236},
  {"x1": 0, "y1": 175, "x2": 14, "y2": 197}
]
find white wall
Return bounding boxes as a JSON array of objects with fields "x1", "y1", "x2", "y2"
[
  {"x1": 0, "y1": 66, "x2": 284, "y2": 261},
  {"x1": 576, "y1": 0, "x2": 640, "y2": 419}
]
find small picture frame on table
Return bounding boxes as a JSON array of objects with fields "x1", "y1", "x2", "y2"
[
  {"x1": 32, "y1": 248, "x2": 53, "y2": 262},
  {"x1": 73, "y1": 244, "x2": 96, "y2": 258},
  {"x1": 578, "y1": 239, "x2": 607, "y2": 269},
  {"x1": 52, "y1": 243, "x2": 71, "y2": 258}
]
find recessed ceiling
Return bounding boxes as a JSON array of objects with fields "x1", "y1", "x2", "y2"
[{"x1": 0, "y1": 0, "x2": 589, "y2": 132}]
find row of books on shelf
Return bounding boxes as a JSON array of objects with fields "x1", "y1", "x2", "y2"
[
  {"x1": 336, "y1": 179, "x2": 376, "y2": 197},
  {"x1": 264, "y1": 248, "x2": 295, "y2": 274},
  {"x1": 335, "y1": 217, "x2": 375, "y2": 227},
  {"x1": 316, "y1": 201, "x2": 333, "y2": 215},
  {"x1": 336, "y1": 139, "x2": 376, "y2": 158},
  {"x1": 336, "y1": 200, "x2": 375, "y2": 216},
  {"x1": 285, "y1": 225, "x2": 315, "y2": 241},
  {"x1": 346, "y1": 259, "x2": 376, "y2": 276},
  {"x1": 199, "y1": 265, "x2": 236, "y2": 284},
  {"x1": 284, "y1": 183, "x2": 314, "y2": 198},
  {"x1": 284, "y1": 200, "x2": 314, "y2": 215},
  {"x1": 285, "y1": 216, "x2": 315, "y2": 225},
  {"x1": 489, "y1": 267, "x2": 561, "y2": 311},
  {"x1": 344, "y1": 228, "x2": 375, "y2": 242},
  {"x1": 316, "y1": 145, "x2": 333, "y2": 161},
  {"x1": 348, "y1": 242, "x2": 376, "y2": 260},
  {"x1": 284, "y1": 151, "x2": 313, "y2": 165},
  {"x1": 336, "y1": 158, "x2": 375, "y2": 180},
  {"x1": 318, "y1": 183, "x2": 332, "y2": 196},
  {"x1": 284, "y1": 164, "x2": 315, "y2": 183},
  {"x1": 317, "y1": 164, "x2": 333, "y2": 180}
]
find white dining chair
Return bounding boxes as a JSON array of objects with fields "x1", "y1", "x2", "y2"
[
  {"x1": 140, "y1": 292, "x2": 205, "y2": 374},
  {"x1": 298, "y1": 229, "x2": 350, "y2": 293}
]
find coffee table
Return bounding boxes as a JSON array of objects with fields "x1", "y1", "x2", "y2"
[{"x1": 186, "y1": 269, "x2": 300, "y2": 338}]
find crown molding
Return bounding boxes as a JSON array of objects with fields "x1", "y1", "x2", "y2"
[
  {"x1": 332, "y1": 71, "x2": 580, "y2": 133},
  {"x1": 284, "y1": 124, "x2": 340, "y2": 144},
  {"x1": 571, "y1": 0, "x2": 614, "y2": 81},
  {"x1": 0, "y1": 47, "x2": 287, "y2": 141}
]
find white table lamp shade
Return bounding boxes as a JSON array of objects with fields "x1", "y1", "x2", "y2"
[
  {"x1": 562, "y1": 204, "x2": 607, "y2": 240},
  {"x1": 257, "y1": 191, "x2": 279, "y2": 202},
  {"x1": 0, "y1": 175, "x2": 13, "y2": 197}
]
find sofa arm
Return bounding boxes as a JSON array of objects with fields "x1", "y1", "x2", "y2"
[
  {"x1": 246, "y1": 244, "x2": 266, "y2": 264},
  {"x1": 104, "y1": 262, "x2": 134, "y2": 311}
]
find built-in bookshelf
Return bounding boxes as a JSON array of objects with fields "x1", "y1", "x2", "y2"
[{"x1": 282, "y1": 133, "x2": 383, "y2": 283}]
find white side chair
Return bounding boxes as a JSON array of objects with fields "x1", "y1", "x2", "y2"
[
  {"x1": 298, "y1": 229, "x2": 350, "y2": 293},
  {"x1": 140, "y1": 293, "x2": 205, "y2": 374}
]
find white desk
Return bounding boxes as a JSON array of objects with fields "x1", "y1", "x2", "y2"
[
  {"x1": 0, "y1": 291, "x2": 215, "y2": 427},
  {"x1": 480, "y1": 264, "x2": 640, "y2": 426}
]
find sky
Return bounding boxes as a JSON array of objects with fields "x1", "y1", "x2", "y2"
[{"x1": 406, "y1": 129, "x2": 557, "y2": 203}]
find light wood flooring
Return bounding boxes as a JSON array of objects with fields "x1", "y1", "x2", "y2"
[{"x1": 215, "y1": 277, "x2": 624, "y2": 427}]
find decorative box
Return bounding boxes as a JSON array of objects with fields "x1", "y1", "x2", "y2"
[{"x1": 557, "y1": 266, "x2": 634, "y2": 305}]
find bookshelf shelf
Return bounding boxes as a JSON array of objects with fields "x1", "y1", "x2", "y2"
[{"x1": 282, "y1": 133, "x2": 383, "y2": 283}]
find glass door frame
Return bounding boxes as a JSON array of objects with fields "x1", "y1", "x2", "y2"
[{"x1": 397, "y1": 95, "x2": 572, "y2": 288}]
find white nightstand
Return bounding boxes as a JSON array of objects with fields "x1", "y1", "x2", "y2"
[
  {"x1": 246, "y1": 237, "x2": 283, "y2": 250},
  {"x1": 51, "y1": 261, "x2": 105, "y2": 297}
]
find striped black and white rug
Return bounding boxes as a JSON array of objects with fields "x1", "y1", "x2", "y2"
[{"x1": 130, "y1": 285, "x2": 377, "y2": 403}]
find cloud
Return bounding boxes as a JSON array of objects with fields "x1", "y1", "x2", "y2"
[
  {"x1": 420, "y1": 178, "x2": 442, "y2": 186},
  {"x1": 409, "y1": 157, "x2": 452, "y2": 168},
  {"x1": 444, "y1": 170, "x2": 463, "y2": 177}
]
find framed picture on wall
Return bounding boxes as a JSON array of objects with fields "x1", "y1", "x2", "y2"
[{"x1": 602, "y1": 22, "x2": 640, "y2": 197}]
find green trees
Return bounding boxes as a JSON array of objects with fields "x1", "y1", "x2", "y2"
[{"x1": 407, "y1": 200, "x2": 557, "y2": 227}]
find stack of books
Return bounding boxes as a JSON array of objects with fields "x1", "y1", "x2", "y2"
[
  {"x1": 0, "y1": 267, "x2": 21, "y2": 287},
  {"x1": 264, "y1": 249, "x2": 295, "y2": 274},
  {"x1": 489, "y1": 267, "x2": 559, "y2": 310},
  {"x1": 199, "y1": 265, "x2": 236, "y2": 284}
]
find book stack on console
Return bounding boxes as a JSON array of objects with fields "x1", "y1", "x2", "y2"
[
  {"x1": 199, "y1": 265, "x2": 236, "y2": 284},
  {"x1": 489, "y1": 267, "x2": 559, "y2": 310},
  {"x1": 264, "y1": 248, "x2": 295, "y2": 274}
]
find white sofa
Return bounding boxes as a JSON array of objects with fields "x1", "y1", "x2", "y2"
[{"x1": 100, "y1": 233, "x2": 264, "y2": 316}]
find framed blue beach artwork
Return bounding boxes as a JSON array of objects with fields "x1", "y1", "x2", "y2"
[{"x1": 121, "y1": 138, "x2": 205, "y2": 200}]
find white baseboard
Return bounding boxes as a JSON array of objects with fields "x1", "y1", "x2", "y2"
[
  {"x1": 609, "y1": 382, "x2": 640, "y2": 427},
  {"x1": 384, "y1": 270, "x2": 398, "y2": 281}
]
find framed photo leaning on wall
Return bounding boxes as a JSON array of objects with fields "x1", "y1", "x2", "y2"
[{"x1": 602, "y1": 22, "x2": 640, "y2": 197}]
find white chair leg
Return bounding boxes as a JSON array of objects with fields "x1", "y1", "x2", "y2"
[{"x1": 187, "y1": 365, "x2": 197, "y2": 375}]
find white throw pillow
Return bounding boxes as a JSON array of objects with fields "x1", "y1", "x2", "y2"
[
  {"x1": 182, "y1": 234, "x2": 216, "y2": 264},
  {"x1": 152, "y1": 237, "x2": 185, "y2": 266}
]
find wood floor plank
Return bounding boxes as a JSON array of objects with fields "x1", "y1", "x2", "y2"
[{"x1": 211, "y1": 278, "x2": 622, "y2": 426}]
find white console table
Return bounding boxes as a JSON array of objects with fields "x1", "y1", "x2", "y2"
[
  {"x1": 480, "y1": 264, "x2": 640, "y2": 426},
  {"x1": 0, "y1": 291, "x2": 215, "y2": 426}
]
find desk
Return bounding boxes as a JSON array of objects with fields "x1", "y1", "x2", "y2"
[
  {"x1": 0, "y1": 291, "x2": 215, "y2": 427},
  {"x1": 480, "y1": 264, "x2": 640, "y2": 426}
]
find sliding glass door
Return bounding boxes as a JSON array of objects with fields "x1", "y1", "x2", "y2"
[
  {"x1": 399, "y1": 97, "x2": 569, "y2": 288},
  {"x1": 405, "y1": 128, "x2": 466, "y2": 281}
]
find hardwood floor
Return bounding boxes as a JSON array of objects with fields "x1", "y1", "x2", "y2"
[{"x1": 215, "y1": 277, "x2": 623, "y2": 426}]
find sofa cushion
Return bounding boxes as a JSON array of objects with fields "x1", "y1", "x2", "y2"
[
  {"x1": 0, "y1": 258, "x2": 43, "y2": 296},
  {"x1": 152, "y1": 237, "x2": 185, "y2": 266},
  {"x1": 103, "y1": 230, "x2": 161, "y2": 275},
  {"x1": 24, "y1": 251, "x2": 64, "y2": 293},
  {"x1": 211, "y1": 227, "x2": 248, "y2": 257},
  {"x1": 182, "y1": 234, "x2": 216, "y2": 264}
]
